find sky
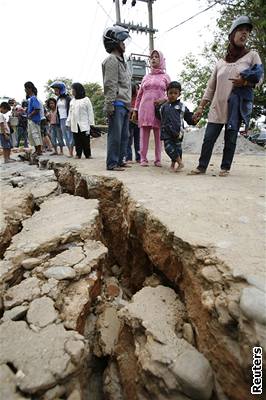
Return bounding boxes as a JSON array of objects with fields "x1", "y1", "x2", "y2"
[{"x1": 0, "y1": 0, "x2": 221, "y2": 103}]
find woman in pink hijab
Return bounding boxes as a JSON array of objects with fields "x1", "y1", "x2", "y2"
[{"x1": 132, "y1": 50, "x2": 171, "y2": 167}]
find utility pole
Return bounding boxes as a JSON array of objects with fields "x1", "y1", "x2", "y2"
[
  {"x1": 113, "y1": 0, "x2": 157, "y2": 54},
  {"x1": 147, "y1": 0, "x2": 154, "y2": 52},
  {"x1": 114, "y1": 0, "x2": 121, "y2": 23}
]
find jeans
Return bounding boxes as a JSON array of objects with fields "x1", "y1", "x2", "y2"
[
  {"x1": 106, "y1": 106, "x2": 129, "y2": 170},
  {"x1": 16, "y1": 126, "x2": 28, "y2": 147},
  {"x1": 198, "y1": 122, "x2": 238, "y2": 171},
  {"x1": 50, "y1": 125, "x2": 64, "y2": 148},
  {"x1": 60, "y1": 118, "x2": 74, "y2": 147},
  {"x1": 73, "y1": 127, "x2": 91, "y2": 158},
  {"x1": 126, "y1": 121, "x2": 140, "y2": 161}
]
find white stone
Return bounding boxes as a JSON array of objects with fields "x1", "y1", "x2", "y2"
[
  {"x1": 21, "y1": 257, "x2": 43, "y2": 270},
  {"x1": 43, "y1": 267, "x2": 76, "y2": 280},
  {"x1": 27, "y1": 297, "x2": 58, "y2": 328},
  {"x1": 240, "y1": 286, "x2": 266, "y2": 325}
]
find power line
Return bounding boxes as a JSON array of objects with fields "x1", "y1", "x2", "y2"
[
  {"x1": 140, "y1": 1, "x2": 219, "y2": 54},
  {"x1": 96, "y1": 0, "x2": 115, "y2": 23},
  {"x1": 165, "y1": 1, "x2": 219, "y2": 33}
]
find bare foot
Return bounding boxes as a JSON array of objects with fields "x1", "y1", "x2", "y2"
[{"x1": 175, "y1": 162, "x2": 184, "y2": 172}]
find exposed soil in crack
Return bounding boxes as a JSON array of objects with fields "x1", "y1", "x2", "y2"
[{"x1": 0, "y1": 156, "x2": 264, "y2": 400}]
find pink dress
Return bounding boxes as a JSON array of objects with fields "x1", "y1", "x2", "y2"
[{"x1": 135, "y1": 72, "x2": 170, "y2": 128}]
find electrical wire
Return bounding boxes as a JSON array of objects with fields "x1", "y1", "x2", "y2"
[
  {"x1": 164, "y1": 1, "x2": 219, "y2": 34},
  {"x1": 140, "y1": 1, "x2": 219, "y2": 53},
  {"x1": 90, "y1": 1, "x2": 115, "y2": 79}
]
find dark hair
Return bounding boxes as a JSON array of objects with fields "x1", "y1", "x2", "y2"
[
  {"x1": 72, "y1": 82, "x2": 86, "y2": 99},
  {"x1": 0, "y1": 102, "x2": 11, "y2": 111},
  {"x1": 167, "y1": 81, "x2": 182, "y2": 92},
  {"x1": 24, "y1": 81, "x2": 38, "y2": 95},
  {"x1": 46, "y1": 97, "x2": 57, "y2": 109}
]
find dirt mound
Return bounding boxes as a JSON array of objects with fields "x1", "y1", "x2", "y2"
[{"x1": 183, "y1": 128, "x2": 265, "y2": 155}]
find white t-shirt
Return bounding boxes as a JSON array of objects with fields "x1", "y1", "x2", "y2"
[
  {"x1": 0, "y1": 112, "x2": 10, "y2": 134},
  {"x1": 57, "y1": 98, "x2": 68, "y2": 119}
]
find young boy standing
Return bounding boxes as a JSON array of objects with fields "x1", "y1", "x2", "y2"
[
  {"x1": 159, "y1": 81, "x2": 196, "y2": 171},
  {"x1": 0, "y1": 102, "x2": 14, "y2": 163}
]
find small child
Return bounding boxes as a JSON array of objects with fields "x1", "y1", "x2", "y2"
[
  {"x1": 0, "y1": 102, "x2": 14, "y2": 163},
  {"x1": 159, "y1": 81, "x2": 196, "y2": 171}
]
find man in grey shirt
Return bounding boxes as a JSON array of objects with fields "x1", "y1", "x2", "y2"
[{"x1": 102, "y1": 25, "x2": 131, "y2": 171}]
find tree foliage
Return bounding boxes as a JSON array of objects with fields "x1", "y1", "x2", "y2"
[
  {"x1": 83, "y1": 83, "x2": 105, "y2": 125},
  {"x1": 44, "y1": 78, "x2": 105, "y2": 125},
  {"x1": 181, "y1": 0, "x2": 266, "y2": 121}
]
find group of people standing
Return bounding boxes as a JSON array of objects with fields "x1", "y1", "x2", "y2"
[
  {"x1": 102, "y1": 15, "x2": 263, "y2": 175},
  {"x1": 0, "y1": 81, "x2": 95, "y2": 163}
]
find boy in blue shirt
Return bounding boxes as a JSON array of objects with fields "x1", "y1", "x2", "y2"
[
  {"x1": 24, "y1": 81, "x2": 42, "y2": 155},
  {"x1": 159, "y1": 81, "x2": 197, "y2": 171}
]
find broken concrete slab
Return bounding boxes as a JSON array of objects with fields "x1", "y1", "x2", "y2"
[
  {"x1": 118, "y1": 286, "x2": 214, "y2": 400},
  {"x1": 73, "y1": 240, "x2": 108, "y2": 276},
  {"x1": 0, "y1": 320, "x2": 85, "y2": 394},
  {"x1": 47, "y1": 246, "x2": 85, "y2": 269},
  {"x1": 95, "y1": 305, "x2": 121, "y2": 356},
  {"x1": 59, "y1": 271, "x2": 101, "y2": 332},
  {"x1": 0, "y1": 364, "x2": 27, "y2": 400},
  {"x1": 4, "y1": 277, "x2": 43, "y2": 309},
  {"x1": 0, "y1": 184, "x2": 34, "y2": 258},
  {"x1": 240, "y1": 286, "x2": 266, "y2": 325},
  {"x1": 2, "y1": 305, "x2": 29, "y2": 321},
  {"x1": 43, "y1": 266, "x2": 76, "y2": 280},
  {"x1": 26, "y1": 297, "x2": 58, "y2": 328},
  {"x1": 3, "y1": 194, "x2": 100, "y2": 273}
]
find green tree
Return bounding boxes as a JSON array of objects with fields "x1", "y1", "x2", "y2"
[
  {"x1": 83, "y1": 82, "x2": 105, "y2": 125},
  {"x1": 181, "y1": 0, "x2": 266, "y2": 121}
]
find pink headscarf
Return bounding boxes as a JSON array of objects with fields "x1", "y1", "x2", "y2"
[{"x1": 150, "y1": 50, "x2": 166, "y2": 74}]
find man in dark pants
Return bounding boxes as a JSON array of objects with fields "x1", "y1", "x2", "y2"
[{"x1": 102, "y1": 25, "x2": 131, "y2": 171}]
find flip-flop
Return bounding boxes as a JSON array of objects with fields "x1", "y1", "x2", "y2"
[
  {"x1": 120, "y1": 164, "x2": 132, "y2": 168},
  {"x1": 188, "y1": 168, "x2": 206, "y2": 175}
]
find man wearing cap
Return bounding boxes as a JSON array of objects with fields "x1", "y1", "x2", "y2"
[
  {"x1": 190, "y1": 16, "x2": 263, "y2": 177},
  {"x1": 102, "y1": 25, "x2": 132, "y2": 171}
]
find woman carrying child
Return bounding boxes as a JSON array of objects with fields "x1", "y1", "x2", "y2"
[{"x1": 191, "y1": 16, "x2": 263, "y2": 177}]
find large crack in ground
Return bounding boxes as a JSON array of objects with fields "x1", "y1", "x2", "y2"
[{"x1": 0, "y1": 157, "x2": 265, "y2": 400}]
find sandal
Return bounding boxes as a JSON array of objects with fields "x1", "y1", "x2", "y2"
[
  {"x1": 219, "y1": 170, "x2": 230, "y2": 177},
  {"x1": 108, "y1": 167, "x2": 125, "y2": 171},
  {"x1": 140, "y1": 161, "x2": 149, "y2": 167},
  {"x1": 120, "y1": 163, "x2": 132, "y2": 168},
  {"x1": 188, "y1": 168, "x2": 206, "y2": 175},
  {"x1": 154, "y1": 161, "x2": 162, "y2": 167}
]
